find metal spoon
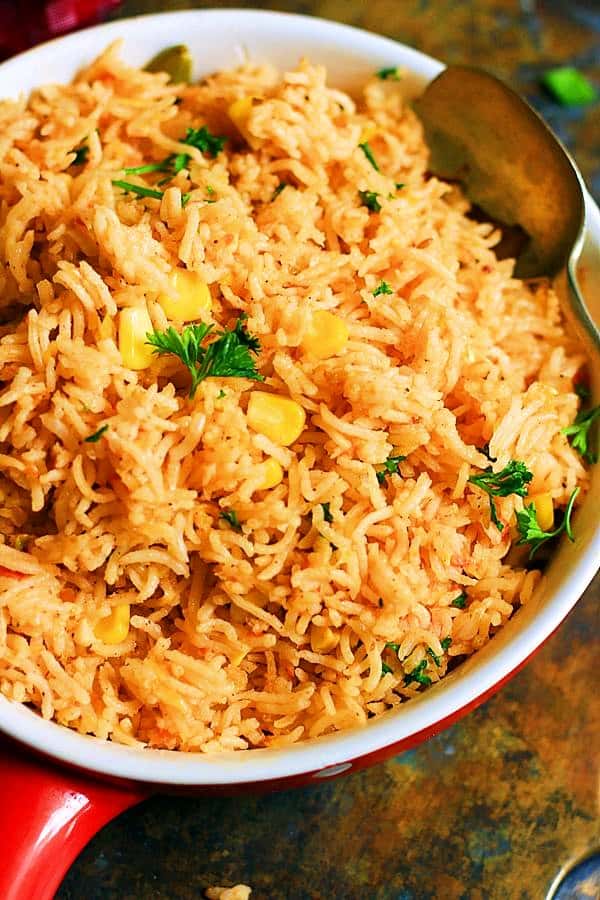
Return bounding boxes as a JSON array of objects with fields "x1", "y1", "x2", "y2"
[{"x1": 413, "y1": 65, "x2": 599, "y2": 351}]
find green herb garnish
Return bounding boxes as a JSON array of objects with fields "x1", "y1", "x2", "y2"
[
  {"x1": 451, "y1": 592, "x2": 467, "y2": 609},
  {"x1": 377, "y1": 67, "x2": 401, "y2": 81},
  {"x1": 404, "y1": 659, "x2": 431, "y2": 687},
  {"x1": 358, "y1": 190, "x2": 382, "y2": 213},
  {"x1": 84, "y1": 424, "x2": 109, "y2": 443},
  {"x1": 575, "y1": 383, "x2": 591, "y2": 401},
  {"x1": 146, "y1": 314, "x2": 263, "y2": 399},
  {"x1": 112, "y1": 180, "x2": 164, "y2": 201},
  {"x1": 321, "y1": 502, "x2": 333, "y2": 523},
  {"x1": 516, "y1": 487, "x2": 579, "y2": 559},
  {"x1": 71, "y1": 144, "x2": 89, "y2": 166},
  {"x1": 272, "y1": 182, "x2": 288, "y2": 201},
  {"x1": 376, "y1": 454, "x2": 406, "y2": 485},
  {"x1": 373, "y1": 281, "x2": 393, "y2": 297},
  {"x1": 217, "y1": 389, "x2": 226, "y2": 399},
  {"x1": 562, "y1": 405, "x2": 600, "y2": 464},
  {"x1": 359, "y1": 142, "x2": 380, "y2": 172},
  {"x1": 427, "y1": 636, "x2": 453, "y2": 667},
  {"x1": 468, "y1": 460, "x2": 533, "y2": 531},
  {"x1": 385, "y1": 642, "x2": 400, "y2": 653},
  {"x1": 219, "y1": 508, "x2": 243, "y2": 532},
  {"x1": 381, "y1": 661, "x2": 393, "y2": 675},
  {"x1": 183, "y1": 125, "x2": 226, "y2": 158},
  {"x1": 541, "y1": 67, "x2": 598, "y2": 107},
  {"x1": 441, "y1": 636, "x2": 452, "y2": 651},
  {"x1": 395, "y1": 182, "x2": 405, "y2": 191}
]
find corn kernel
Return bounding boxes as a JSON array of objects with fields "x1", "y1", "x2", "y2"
[
  {"x1": 302, "y1": 309, "x2": 349, "y2": 360},
  {"x1": 94, "y1": 604, "x2": 130, "y2": 644},
  {"x1": 256, "y1": 457, "x2": 284, "y2": 490},
  {"x1": 247, "y1": 392, "x2": 306, "y2": 446},
  {"x1": 310, "y1": 624, "x2": 339, "y2": 654},
  {"x1": 119, "y1": 307, "x2": 154, "y2": 370},
  {"x1": 228, "y1": 96, "x2": 261, "y2": 149},
  {"x1": 360, "y1": 123, "x2": 378, "y2": 143},
  {"x1": 158, "y1": 269, "x2": 212, "y2": 322},
  {"x1": 530, "y1": 492, "x2": 554, "y2": 531}
]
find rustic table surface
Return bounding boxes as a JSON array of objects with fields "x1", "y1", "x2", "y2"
[{"x1": 56, "y1": 2, "x2": 599, "y2": 898}]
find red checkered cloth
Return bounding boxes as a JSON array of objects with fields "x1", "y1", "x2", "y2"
[{"x1": 0, "y1": 0, "x2": 122, "y2": 59}]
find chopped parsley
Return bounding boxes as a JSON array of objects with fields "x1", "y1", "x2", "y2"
[
  {"x1": 373, "y1": 281, "x2": 393, "y2": 297},
  {"x1": 206, "y1": 185, "x2": 215, "y2": 195},
  {"x1": 451, "y1": 592, "x2": 467, "y2": 609},
  {"x1": 427, "y1": 637, "x2": 452, "y2": 667},
  {"x1": 404, "y1": 659, "x2": 431, "y2": 687},
  {"x1": 563, "y1": 405, "x2": 600, "y2": 464},
  {"x1": 385, "y1": 642, "x2": 400, "y2": 653},
  {"x1": 84, "y1": 424, "x2": 109, "y2": 443},
  {"x1": 541, "y1": 67, "x2": 598, "y2": 107},
  {"x1": 71, "y1": 144, "x2": 89, "y2": 166},
  {"x1": 359, "y1": 141, "x2": 380, "y2": 172},
  {"x1": 183, "y1": 125, "x2": 227, "y2": 158},
  {"x1": 272, "y1": 182, "x2": 289, "y2": 201},
  {"x1": 381, "y1": 661, "x2": 393, "y2": 675},
  {"x1": 516, "y1": 486, "x2": 579, "y2": 559},
  {"x1": 219, "y1": 508, "x2": 243, "y2": 532},
  {"x1": 575, "y1": 383, "x2": 591, "y2": 401},
  {"x1": 146, "y1": 314, "x2": 263, "y2": 399},
  {"x1": 395, "y1": 182, "x2": 405, "y2": 191},
  {"x1": 376, "y1": 454, "x2": 406, "y2": 485},
  {"x1": 377, "y1": 67, "x2": 401, "y2": 81},
  {"x1": 321, "y1": 502, "x2": 333, "y2": 523},
  {"x1": 112, "y1": 180, "x2": 164, "y2": 201},
  {"x1": 358, "y1": 190, "x2": 382, "y2": 213},
  {"x1": 468, "y1": 460, "x2": 533, "y2": 531},
  {"x1": 441, "y1": 636, "x2": 452, "y2": 651}
]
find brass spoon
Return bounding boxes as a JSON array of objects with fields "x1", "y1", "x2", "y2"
[{"x1": 413, "y1": 65, "x2": 599, "y2": 350}]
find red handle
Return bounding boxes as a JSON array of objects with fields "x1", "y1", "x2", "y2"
[{"x1": 0, "y1": 738, "x2": 146, "y2": 900}]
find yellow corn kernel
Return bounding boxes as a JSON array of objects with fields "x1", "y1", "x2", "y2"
[
  {"x1": 247, "y1": 392, "x2": 306, "y2": 447},
  {"x1": 360, "y1": 122, "x2": 378, "y2": 143},
  {"x1": 302, "y1": 309, "x2": 349, "y2": 360},
  {"x1": 158, "y1": 269, "x2": 212, "y2": 322},
  {"x1": 228, "y1": 96, "x2": 261, "y2": 149},
  {"x1": 257, "y1": 457, "x2": 284, "y2": 490},
  {"x1": 530, "y1": 492, "x2": 554, "y2": 531},
  {"x1": 118, "y1": 307, "x2": 154, "y2": 370},
  {"x1": 94, "y1": 604, "x2": 130, "y2": 645},
  {"x1": 310, "y1": 624, "x2": 339, "y2": 654}
]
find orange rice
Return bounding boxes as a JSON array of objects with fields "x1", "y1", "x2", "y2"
[{"x1": 0, "y1": 44, "x2": 589, "y2": 751}]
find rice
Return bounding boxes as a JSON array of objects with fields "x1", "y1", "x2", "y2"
[{"x1": 0, "y1": 44, "x2": 589, "y2": 751}]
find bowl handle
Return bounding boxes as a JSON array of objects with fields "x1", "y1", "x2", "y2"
[{"x1": 0, "y1": 737, "x2": 146, "y2": 900}]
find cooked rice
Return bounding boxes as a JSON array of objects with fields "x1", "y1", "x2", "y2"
[
  {"x1": 0, "y1": 44, "x2": 589, "y2": 751},
  {"x1": 205, "y1": 886, "x2": 251, "y2": 900}
]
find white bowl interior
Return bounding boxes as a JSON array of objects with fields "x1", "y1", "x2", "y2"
[{"x1": 0, "y1": 9, "x2": 598, "y2": 786}]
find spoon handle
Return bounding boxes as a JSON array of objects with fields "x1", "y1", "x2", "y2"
[{"x1": 566, "y1": 192, "x2": 600, "y2": 356}]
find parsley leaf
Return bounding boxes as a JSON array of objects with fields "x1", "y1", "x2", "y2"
[
  {"x1": 376, "y1": 454, "x2": 406, "y2": 485},
  {"x1": 575, "y1": 383, "x2": 591, "y2": 401},
  {"x1": 395, "y1": 182, "x2": 405, "y2": 191},
  {"x1": 71, "y1": 144, "x2": 89, "y2": 166},
  {"x1": 84, "y1": 424, "x2": 109, "y2": 443},
  {"x1": 146, "y1": 314, "x2": 264, "y2": 398},
  {"x1": 441, "y1": 636, "x2": 452, "y2": 651},
  {"x1": 183, "y1": 125, "x2": 226, "y2": 158},
  {"x1": 427, "y1": 636, "x2": 452, "y2": 667},
  {"x1": 377, "y1": 67, "x2": 401, "y2": 81},
  {"x1": 373, "y1": 281, "x2": 393, "y2": 297},
  {"x1": 385, "y1": 642, "x2": 400, "y2": 653},
  {"x1": 359, "y1": 142, "x2": 380, "y2": 172},
  {"x1": 451, "y1": 592, "x2": 467, "y2": 609},
  {"x1": 563, "y1": 405, "x2": 600, "y2": 464},
  {"x1": 404, "y1": 659, "x2": 431, "y2": 686},
  {"x1": 321, "y1": 502, "x2": 333, "y2": 523},
  {"x1": 468, "y1": 460, "x2": 533, "y2": 531},
  {"x1": 112, "y1": 180, "x2": 164, "y2": 201},
  {"x1": 516, "y1": 486, "x2": 579, "y2": 559},
  {"x1": 381, "y1": 661, "x2": 393, "y2": 675},
  {"x1": 219, "y1": 508, "x2": 242, "y2": 532},
  {"x1": 358, "y1": 189, "x2": 382, "y2": 212}
]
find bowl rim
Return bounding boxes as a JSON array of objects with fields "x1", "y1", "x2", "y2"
[{"x1": 0, "y1": 7, "x2": 598, "y2": 786}]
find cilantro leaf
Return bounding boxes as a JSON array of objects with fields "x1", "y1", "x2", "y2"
[
  {"x1": 112, "y1": 180, "x2": 164, "y2": 201},
  {"x1": 516, "y1": 487, "x2": 579, "y2": 559},
  {"x1": 359, "y1": 142, "x2": 380, "y2": 172},
  {"x1": 381, "y1": 661, "x2": 393, "y2": 675},
  {"x1": 541, "y1": 67, "x2": 598, "y2": 107},
  {"x1": 219, "y1": 508, "x2": 242, "y2": 532},
  {"x1": 272, "y1": 182, "x2": 288, "y2": 201},
  {"x1": 71, "y1": 144, "x2": 89, "y2": 166},
  {"x1": 451, "y1": 592, "x2": 467, "y2": 609},
  {"x1": 84, "y1": 424, "x2": 109, "y2": 443},
  {"x1": 404, "y1": 659, "x2": 431, "y2": 686},
  {"x1": 358, "y1": 189, "x2": 382, "y2": 212},
  {"x1": 385, "y1": 642, "x2": 400, "y2": 653},
  {"x1": 575, "y1": 383, "x2": 591, "y2": 401},
  {"x1": 468, "y1": 460, "x2": 533, "y2": 532},
  {"x1": 183, "y1": 126, "x2": 226, "y2": 158},
  {"x1": 376, "y1": 454, "x2": 406, "y2": 485},
  {"x1": 146, "y1": 316, "x2": 263, "y2": 398},
  {"x1": 321, "y1": 502, "x2": 333, "y2": 523},
  {"x1": 441, "y1": 636, "x2": 452, "y2": 651},
  {"x1": 377, "y1": 67, "x2": 401, "y2": 81},
  {"x1": 563, "y1": 405, "x2": 600, "y2": 464},
  {"x1": 373, "y1": 281, "x2": 393, "y2": 297}
]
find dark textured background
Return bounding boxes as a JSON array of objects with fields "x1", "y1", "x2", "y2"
[{"x1": 56, "y1": 2, "x2": 599, "y2": 898}]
